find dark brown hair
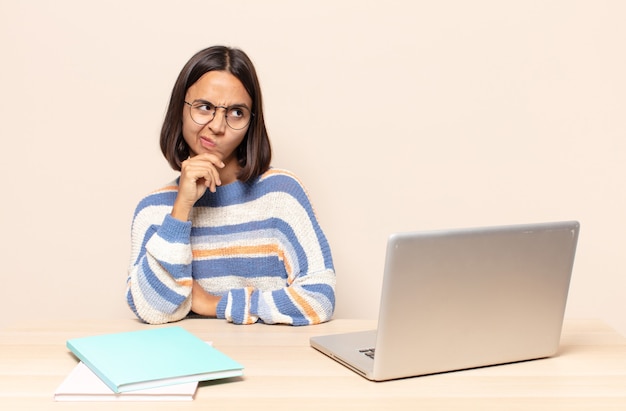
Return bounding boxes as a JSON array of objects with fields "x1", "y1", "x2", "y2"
[{"x1": 160, "y1": 46, "x2": 271, "y2": 182}]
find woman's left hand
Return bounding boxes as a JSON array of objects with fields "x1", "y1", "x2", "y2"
[{"x1": 191, "y1": 280, "x2": 222, "y2": 317}]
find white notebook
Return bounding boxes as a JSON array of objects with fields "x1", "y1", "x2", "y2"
[{"x1": 54, "y1": 361, "x2": 198, "y2": 401}]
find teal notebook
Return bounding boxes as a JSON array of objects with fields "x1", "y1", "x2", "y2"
[{"x1": 66, "y1": 326, "x2": 243, "y2": 393}]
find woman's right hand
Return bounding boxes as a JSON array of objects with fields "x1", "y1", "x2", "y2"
[{"x1": 171, "y1": 153, "x2": 224, "y2": 221}]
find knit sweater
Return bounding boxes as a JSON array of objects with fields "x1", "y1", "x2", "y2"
[{"x1": 126, "y1": 168, "x2": 336, "y2": 325}]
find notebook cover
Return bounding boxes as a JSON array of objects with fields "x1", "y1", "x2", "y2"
[
  {"x1": 54, "y1": 362, "x2": 197, "y2": 401},
  {"x1": 66, "y1": 326, "x2": 243, "y2": 393}
]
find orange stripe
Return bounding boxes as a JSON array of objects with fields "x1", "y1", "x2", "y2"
[
  {"x1": 193, "y1": 244, "x2": 277, "y2": 257},
  {"x1": 176, "y1": 279, "x2": 193, "y2": 287},
  {"x1": 193, "y1": 245, "x2": 293, "y2": 280},
  {"x1": 262, "y1": 169, "x2": 302, "y2": 185},
  {"x1": 151, "y1": 185, "x2": 178, "y2": 194},
  {"x1": 263, "y1": 168, "x2": 292, "y2": 178},
  {"x1": 244, "y1": 287, "x2": 256, "y2": 324},
  {"x1": 287, "y1": 287, "x2": 320, "y2": 324}
]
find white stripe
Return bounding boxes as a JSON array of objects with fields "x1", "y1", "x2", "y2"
[
  {"x1": 196, "y1": 276, "x2": 286, "y2": 293},
  {"x1": 147, "y1": 233, "x2": 192, "y2": 265}
]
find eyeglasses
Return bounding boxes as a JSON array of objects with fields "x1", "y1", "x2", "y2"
[{"x1": 184, "y1": 100, "x2": 253, "y2": 130}]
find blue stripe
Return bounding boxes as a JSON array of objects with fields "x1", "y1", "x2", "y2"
[
  {"x1": 133, "y1": 190, "x2": 178, "y2": 219},
  {"x1": 160, "y1": 260, "x2": 191, "y2": 281},
  {"x1": 302, "y1": 283, "x2": 336, "y2": 309},
  {"x1": 138, "y1": 258, "x2": 187, "y2": 311},
  {"x1": 194, "y1": 174, "x2": 307, "y2": 207},
  {"x1": 192, "y1": 217, "x2": 287, "y2": 237},
  {"x1": 229, "y1": 289, "x2": 247, "y2": 324},
  {"x1": 193, "y1": 256, "x2": 287, "y2": 279},
  {"x1": 126, "y1": 290, "x2": 145, "y2": 322},
  {"x1": 268, "y1": 289, "x2": 309, "y2": 325}
]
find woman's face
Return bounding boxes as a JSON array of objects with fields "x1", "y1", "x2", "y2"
[{"x1": 182, "y1": 70, "x2": 252, "y2": 169}]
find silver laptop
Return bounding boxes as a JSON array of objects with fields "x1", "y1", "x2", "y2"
[{"x1": 310, "y1": 220, "x2": 580, "y2": 381}]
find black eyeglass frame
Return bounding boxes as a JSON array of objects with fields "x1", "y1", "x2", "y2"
[{"x1": 184, "y1": 100, "x2": 254, "y2": 130}]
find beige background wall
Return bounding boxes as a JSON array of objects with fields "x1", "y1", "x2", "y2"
[{"x1": 1, "y1": 0, "x2": 624, "y2": 334}]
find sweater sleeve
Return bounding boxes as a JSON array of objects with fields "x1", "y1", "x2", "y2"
[
  {"x1": 126, "y1": 196, "x2": 195, "y2": 324},
  {"x1": 215, "y1": 172, "x2": 336, "y2": 326}
]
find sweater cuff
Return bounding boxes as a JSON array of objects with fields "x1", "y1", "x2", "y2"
[
  {"x1": 216, "y1": 289, "x2": 259, "y2": 324},
  {"x1": 216, "y1": 296, "x2": 228, "y2": 320},
  {"x1": 159, "y1": 214, "x2": 192, "y2": 243}
]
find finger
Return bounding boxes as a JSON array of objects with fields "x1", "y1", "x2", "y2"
[
  {"x1": 204, "y1": 176, "x2": 217, "y2": 193},
  {"x1": 191, "y1": 153, "x2": 225, "y2": 169},
  {"x1": 200, "y1": 166, "x2": 221, "y2": 191},
  {"x1": 200, "y1": 168, "x2": 220, "y2": 193}
]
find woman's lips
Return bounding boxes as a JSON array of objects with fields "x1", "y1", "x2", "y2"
[{"x1": 200, "y1": 137, "x2": 216, "y2": 150}]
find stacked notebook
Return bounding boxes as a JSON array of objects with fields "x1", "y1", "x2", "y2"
[{"x1": 54, "y1": 326, "x2": 244, "y2": 402}]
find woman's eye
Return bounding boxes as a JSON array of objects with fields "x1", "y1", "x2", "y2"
[
  {"x1": 229, "y1": 108, "x2": 244, "y2": 118},
  {"x1": 195, "y1": 103, "x2": 214, "y2": 112}
]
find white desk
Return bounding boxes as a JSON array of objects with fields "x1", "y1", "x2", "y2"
[{"x1": 1, "y1": 318, "x2": 626, "y2": 410}]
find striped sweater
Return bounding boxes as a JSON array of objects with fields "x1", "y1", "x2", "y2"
[{"x1": 126, "y1": 168, "x2": 336, "y2": 325}]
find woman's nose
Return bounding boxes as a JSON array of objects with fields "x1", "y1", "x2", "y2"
[{"x1": 207, "y1": 108, "x2": 227, "y2": 133}]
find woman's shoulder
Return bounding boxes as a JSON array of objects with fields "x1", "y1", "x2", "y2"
[
  {"x1": 258, "y1": 167, "x2": 306, "y2": 188},
  {"x1": 255, "y1": 167, "x2": 315, "y2": 202},
  {"x1": 134, "y1": 179, "x2": 179, "y2": 212}
]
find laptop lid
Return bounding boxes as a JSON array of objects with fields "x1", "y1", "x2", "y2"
[{"x1": 310, "y1": 220, "x2": 580, "y2": 381}]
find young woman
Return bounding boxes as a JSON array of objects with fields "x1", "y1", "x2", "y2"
[{"x1": 126, "y1": 46, "x2": 335, "y2": 325}]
